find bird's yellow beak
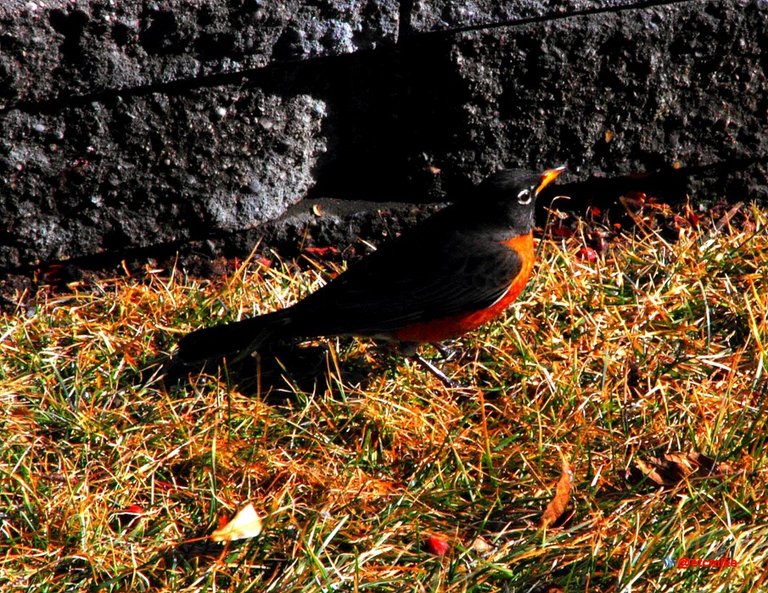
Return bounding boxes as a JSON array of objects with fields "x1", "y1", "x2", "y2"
[{"x1": 535, "y1": 166, "x2": 566, "y2": 195}]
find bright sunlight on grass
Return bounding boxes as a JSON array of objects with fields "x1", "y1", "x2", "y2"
[{"x1": 1, "y1": 202, "x2": 767, "y2": 592}]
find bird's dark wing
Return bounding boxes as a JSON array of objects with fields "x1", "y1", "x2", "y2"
[{"x1": 285, "y1": 225, "x2": 523, "y2": 338}]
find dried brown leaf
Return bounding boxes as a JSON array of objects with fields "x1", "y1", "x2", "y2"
[
  {"x1": 628, "y1": 452, "x2": 734, "y2": 487},
  {"x1": 541, "y1": 458, "x2": 573, "y2": 529},
  {"x1": 470, "y1": 536, "x2": 493, "y2": 555}
]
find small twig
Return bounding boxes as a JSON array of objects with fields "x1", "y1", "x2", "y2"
[{"x1": 713, "y1": 201, "x2": 744, "y2": 234}]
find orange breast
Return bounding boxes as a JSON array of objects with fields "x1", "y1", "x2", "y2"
[{"x1": 392, "y1": 233, "x2": 534, "y2": 343}]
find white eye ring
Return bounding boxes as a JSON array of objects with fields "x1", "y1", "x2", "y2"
[{"x1": 517, "y1": 188, "x2": 532, "y2": 204}]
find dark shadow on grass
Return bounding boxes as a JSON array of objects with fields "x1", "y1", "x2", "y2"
[{"x1": 160, "y1": 340, "x2": 379, "y2": 403}]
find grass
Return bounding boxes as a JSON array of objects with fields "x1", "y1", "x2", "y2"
[{"x1": 1, "y1": 201, "x2": 767, "y2": 592}]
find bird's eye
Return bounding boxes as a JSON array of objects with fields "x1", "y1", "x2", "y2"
[{"x1": 517, "y1": 188, "x2": 532, "y2": 204}]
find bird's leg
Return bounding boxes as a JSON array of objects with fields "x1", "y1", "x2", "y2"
[
  {"x1": 400, "y1": 342, "x2": 457, "y2": 388},
  {"x1": 432, "y1": 342, "x2": 458, "y2": 362},
  {"x1": 412, "y1": 353, "x2": 458, "y2": 388}
]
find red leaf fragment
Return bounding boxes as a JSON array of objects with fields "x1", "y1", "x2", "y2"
[
  {"x1": 549, "y1": 225, "x2": 574, "y2": 239},
  {"x1": 111, "y1": 504, "x2": 144, "y2": 532},
  {"x1": 577, "y1": 247, "x2": 598, "y2": 262},
  {"x1": 304, "y1": 246, "x2": 340, "y2": 259},
  {"x1": 423, "y1": 535, "x2": 450, "y2": 556}
]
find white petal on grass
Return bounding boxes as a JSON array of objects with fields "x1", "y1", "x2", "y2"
[{"x1": 210, "y1": 503, "x2": 263, "y2": 542}]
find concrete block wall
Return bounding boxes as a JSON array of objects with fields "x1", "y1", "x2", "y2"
[{"x1": 1, "y1": 0, "x2": 765, "y2": 270}]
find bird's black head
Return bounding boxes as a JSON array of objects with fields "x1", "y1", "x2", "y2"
[{"x1": 472, "y1": 166, "x2": 565, "y2": 232}]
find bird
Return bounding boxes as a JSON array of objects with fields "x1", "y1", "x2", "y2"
[{"x1": 177, "y1": 166, "x2": 565, "y2": 383}]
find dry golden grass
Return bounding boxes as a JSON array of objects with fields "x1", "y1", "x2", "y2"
[{"x1": 1, "y1": 204, "x2": 767, "y2": 592}]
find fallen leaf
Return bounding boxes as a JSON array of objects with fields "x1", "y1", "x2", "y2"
[
  {"x1": 587, "y1": 230, "x2": 609, "y2": 255},
  {"x1": 626, "y1": 358, "x2": 642, "y2": 394},
  {"x1": 683, "y1": 202, "x2": 700, "y2": 227},
  {"x1": 470, "y1": 536, "x2": 493, "y2": 555},
  {"x1": 210, "y1": 503, "x2": 263, "y2": 542},
  {"x1": 153, "y1": 479, "x2": 179, "y2": 493},
  {"x1": 304, "y1": 246, "x2": 340, "y2": 259},
  {"x1": 688, "y1": 452, "x2": 735, "y2": 475},
  {"x1": 626, "y1": 452, "x2": 734, "y2": 487},
  {"x1": 37, "y1": 263, "x2": 83, "y2": 288},
  {"x1": 623, "y1": 191, "x2": 647, "y2": 205},
  {"x1": 215, "y1": 512, "x2": 230, "y2": 530},
  {"x1": 541, "y1": 458, "x2": 573, "y2": 528},
  {"x1": 577, "y1": 246, "x2": 598, "y2": 263},
  {"x1": 110, "y1": 504, "x2": 144, "y2": 532},
  {"x1": 423, "y1": 534, "x2": 450, "y2": 556},
  {"x1": 632, "y1": 457, "x2": 687, "y2": 486},
  {"x1": 549, "y1": 224, "x2": 574, "y2": 239}
]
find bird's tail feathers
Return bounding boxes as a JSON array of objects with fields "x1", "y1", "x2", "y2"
[{"x1": 176, "y1": 311, "x2": 291, "y2": 363}]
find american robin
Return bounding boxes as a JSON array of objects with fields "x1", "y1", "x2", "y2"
[{"x1": 177, "y1": 166, "x2": 565, "y2": 382}]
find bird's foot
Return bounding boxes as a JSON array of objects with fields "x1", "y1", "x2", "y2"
[
  {"x1": 411, "y1": 352, "x2": 459, "y2": 388},
  {"x1": 431, "y1": 342, "x2": 459, "y2": 362}
]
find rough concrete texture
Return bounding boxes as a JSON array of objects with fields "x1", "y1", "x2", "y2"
[
  {"x1": 1, "y1": 0, "x2": 767, "y2": 272},
  {"x1": 307, "y1": 1, "x2": 768, "y2": 202},
  {"x1": 0, "y1": 0, "x2": 399, "y2": 106},
  {"x1": 432, "y1": 1, "x2": 768, "y2": 181},
  {"x1": 1, "y1": 90, "x2": 327, "y2": 267},
  {"x1": 409, "y1": 0, "x2": 642, "y2": 31}
]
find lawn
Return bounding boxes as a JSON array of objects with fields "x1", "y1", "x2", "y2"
[{"x1": 1, "y1": 199, "x2": 766, "y2": 592}]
